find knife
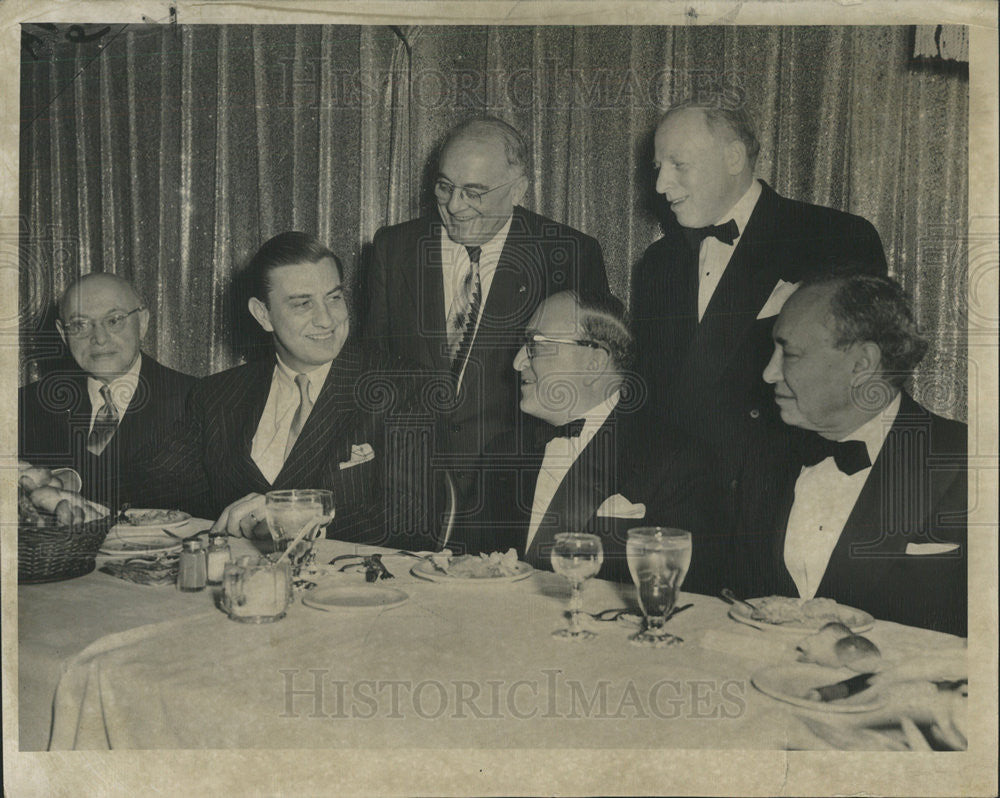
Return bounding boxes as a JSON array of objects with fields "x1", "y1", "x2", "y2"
[{"x1": 806, "y1": 672, "x2": 877, "y2": 702}]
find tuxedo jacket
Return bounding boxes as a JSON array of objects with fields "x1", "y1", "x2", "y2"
[
  {"x1": 125, "y1": 340, "x2": 435, "y2": 549},
  {"x1": 448, "y1": 406, "x2": 723, "y2": 588},
  {"x1": 630, "y1": 181, "x2": 887, "y2": 538},
  {"x1": 362, "y1": 206, "x2": 609, "y2": 461},
  {"x1": 18, "y1": 355, "x2": 196, "y2": 512},
  {"x1": 735, "y1": 393, "x2": 968, "y2": 636}
]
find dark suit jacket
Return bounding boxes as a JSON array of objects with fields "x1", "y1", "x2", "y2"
[
  {"x1": 631, "y1": 181, "x2": 888, "y2": 541},
  {"x1": 363, "y1": 205, "x2": 609, "y2": 461},
  {"x1": 735, "y1": 393, "x2": 968, "y2": 636},
  {"x1": 448, "y1": 405, "x2": 722, "y2": 588},
  {"x1": 18, "y1": 355, "x2": 196, "y2": 512},
  {"x1": 126, "y1": 340, "x2": 436, "y2": 550}
]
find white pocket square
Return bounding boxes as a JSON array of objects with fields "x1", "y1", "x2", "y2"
[
  {"x1": 756, "y1": 279, "x2": 801, "y2": 320},
  {"x1": 596, "y1": 494, "x2": 646, "y2": 519},
  {"x1": 904, "y1": 542, "x2": 960, "y2": 555},
  {"x1": 339, "y1": 443, "x2": 375, "y2": 470}
]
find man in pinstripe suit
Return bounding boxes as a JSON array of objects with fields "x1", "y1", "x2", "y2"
[{"x1": 128, "y1": 232, "x2": 433, "y2": 548}]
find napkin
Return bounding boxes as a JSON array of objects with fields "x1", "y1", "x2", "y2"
[
  {"x1": 904, "y1": 542, "x2": 960, "y2": 555},
  {"x1": 756, "y1": 279, "x2": 800, "y2": 319},
  {"x1": 595, "y1": 494, "x2": 646, "y2": 519},
  {"x1": 339, "y1": 443, "x2": 375, "y2": 470}
]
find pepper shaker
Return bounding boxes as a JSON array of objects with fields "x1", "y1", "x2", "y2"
[{"x1": 178, "y1": 538, "x2": 207, "y2": 592}]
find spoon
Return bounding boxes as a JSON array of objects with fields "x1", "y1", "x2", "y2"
[{"x1": 720, "y1": 588, "x2": 763, "y2": 617}]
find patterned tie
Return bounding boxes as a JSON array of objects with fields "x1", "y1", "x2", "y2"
[
  {"x1": 448, "y1": 246, "x2": 482, "y2": 367},
  {"x1": 283, "y1": 373, "x2": 314, "y2": 461},
  {"x1": 87, "y1": 384, "x2": 120, "y2": 455}
]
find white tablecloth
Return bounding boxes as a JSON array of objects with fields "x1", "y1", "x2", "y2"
[{"x1": 19, "y1": 534, "x2": 963, "y2": 751}]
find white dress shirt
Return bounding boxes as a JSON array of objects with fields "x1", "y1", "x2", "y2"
[
  {"x1": 783, "y1": 394, "x2": 901, "y2": 599},
  {"x1": 697, "y1": 179, "x2": 762, "y2": 320},
  {"x1": 440, "y1": 214, "x2": 512, "y2": 389},
  {"x1": 86, "y1": 354, "x2": 142, "y2": 433},
  {"x1": 251, "y1": 356, "x2": 333, "y2": 484},
  {"x1": 525, "y1": 391, "x2": 620, "y2": 551}
]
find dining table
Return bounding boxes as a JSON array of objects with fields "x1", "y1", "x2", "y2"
[{"x1": 17, "y1": 518, "x2": 966, "y2": 752}]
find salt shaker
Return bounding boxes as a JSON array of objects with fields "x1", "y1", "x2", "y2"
[
  {"x1": 178, "y1": 538, "x2": 207, "y2": 592},
  {"x1": 205, "y1": 533, "x2": 232, "y2": 585}
]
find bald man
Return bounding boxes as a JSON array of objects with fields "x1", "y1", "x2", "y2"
[{"x1": 18, "y1": 273, "x2": 196, "y2": 511}]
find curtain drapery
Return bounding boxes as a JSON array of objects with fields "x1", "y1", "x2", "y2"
[{"x1": 19, "y1": 24, "x2": 968, "y2": 420}]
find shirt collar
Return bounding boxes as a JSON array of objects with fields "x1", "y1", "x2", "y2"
[
  {"x1": 440, "y1": 212, "x2": 514, "y2": 269},
  {"x1": 87, "y1": 353, "x2": 142, "y2": 412},
  {"x1": 714, "y1": 179, "x2": 762, "y2": 237},
  {"x1": 274, "y1": 355, "x2": 334, "y2": 401},
  {"x1": 841, "y1": 391, "x2": 902, "y2": 463}
]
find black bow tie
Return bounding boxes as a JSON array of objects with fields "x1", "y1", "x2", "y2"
[
  {"x1": 796, "y1": 433, "x2": 872, "y2": 475},
  {"x1": 535, "y1": 418, "x2": 586, "y2": 448},
  {"x1": 685, "y1": 218, "x2": 739, "y2": 248}
]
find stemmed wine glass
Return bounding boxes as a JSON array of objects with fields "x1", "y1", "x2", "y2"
[
  {"x1": 550, "y1": 532, "x2": 604, "y2": 641},
  {"x1": 626, "y1": 527, "x2": 691, "y2": 646}
]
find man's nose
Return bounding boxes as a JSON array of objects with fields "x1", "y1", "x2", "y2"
[
  {"x1": 762, "y1": 346, "x2": 782, "y2": 384},
  {"x1": 312, "y1": 301, "x2": 335, "y2": 328},
  {"x1": 513, "y1": 346, "x2": 529, "y2": 372},
  {"x1": 655, "y1": 166, "x2": 673, "y2": 195},
  {"x1": 91, "y1": 321, "x2": 110, "y2": 344},
  {"x1": 446, "y1": 187, "x2": 472, "y2": 215}
]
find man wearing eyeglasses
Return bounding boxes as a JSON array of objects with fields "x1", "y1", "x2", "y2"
[
  {"x1": 447, "y1": 290, "x2": 720, "y2": 587},
  {"x1": 363, "y1": 117, "x2": 609, "y2": 537},
  {"x1": 18, "y1": 273, "x2": 196, "y2": 511}
]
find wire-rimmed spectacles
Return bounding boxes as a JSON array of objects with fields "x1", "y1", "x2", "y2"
[
  {"x1": 523, "y1": 333, "x2": 608, "y2": 360},
  {"x1": 61, "y1": 306, "x2": 145, "y2": 337},
  {"x1": 434, "y1": 177, "x2": 520, "y2": 207}
]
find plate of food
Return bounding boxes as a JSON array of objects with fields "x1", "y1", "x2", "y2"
[
  {"x1": 302, "y1": 584, "x2": 409, "y2": 611},
  {"x1": 117, "y1": 507, "x2": 192, "y2": 530},
  {"x1": 751, "y1": 664, "x2": 886, "y2": 713},
  {"x1": 728, "y1": 596, "x2": 874, "y2": 634},
  {"x1": 411, "y1": 549, "x2": 534, "y2": 583}
]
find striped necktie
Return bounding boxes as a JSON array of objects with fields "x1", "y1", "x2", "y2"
[
  {"x1": 87, "y1": 384, "x2": 120, "y2": 455},
  {"x1": 450, "y1": 246, "x2": 482, "y2": 370},
  {"x1": 283, "y1": 373, "x2": 314, "y2": 461}
]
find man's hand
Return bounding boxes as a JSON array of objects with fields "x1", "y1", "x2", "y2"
[{"x1": 210, "y1": 493, "x2": 268, "y2": 538}]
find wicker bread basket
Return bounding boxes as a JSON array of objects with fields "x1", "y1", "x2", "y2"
[{"x1": 18, "y1": 506, "x2": 113, "y2": 584}]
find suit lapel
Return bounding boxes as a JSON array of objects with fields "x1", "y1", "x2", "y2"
[
  {"x1": 221, "y1": 359, "x2": 274, "y2": 490},
  {"x1": 479, "y1": 208, "x2": 534, "y2": 335},
  {"x1": 418, "y1": 215, "x2": 450, "y2": 371}
]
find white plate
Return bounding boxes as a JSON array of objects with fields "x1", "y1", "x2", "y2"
[
  {"x1": 751, "y1": 664, "x2": 886, "y2": 713},
  {"x1": 410, "y1": 559, "x2": 534, "y2": 583},
  {"x1": 100, "y1": 524, "x2": 200, "y2": 557},
  {"x1": 729, "y1": 599, "x2": 875, "y2": 634},
  {"x1": 117, "y1": 508, "x2": 192, "y2": 531},
  {"x1": 302, "y1": 584, "x2": 409, "y2": 611}
]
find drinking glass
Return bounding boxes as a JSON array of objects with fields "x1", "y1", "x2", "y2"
[
  {"x1": 626, "y1": 527, "x2": 692, "y2": 646},
  {"x1": 222, "y1": 556, "x2": 292, "y2": 624},
  {"x1": 550, "y1": 532, "x2": 604, "y2": 641},
  {"x1": 265, "y1": 489, "x2": 334, "y2": 557}
]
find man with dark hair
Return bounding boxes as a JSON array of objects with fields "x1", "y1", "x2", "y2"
[
  {"x1": 19, "y1": 273, "x2": 195, "y2": 511},
  {"x1": 363, "y1": 117, "x2": 609, "y2": 537},
  {"x1": 745, "y1": 274, "x2": 967, "y2": 635},
  {"x1": 128, "y1": 232, "x2": 432, "y2": 547},
  {"x1": 630, "y1": 97, "x2": 888, "y2": 556},
  {"x1": 448, "y1": 290, "x2": 719, "y2": 586}
]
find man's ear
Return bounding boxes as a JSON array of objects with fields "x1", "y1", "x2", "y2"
[
  {"x1": 723, "y1": 139, "x2": 748, "y2": 176},
  {"x1": 137, "y1": 308, "x2": 150, "y2": 340},
  {"x1": 853, "y1": 341, "x2": 883, "y2": 377},
  {"x1": 248, "y1": 297, "x2": 273, "y2": 332},
  {"x1": 510, "y1": 173, "x2": 529, "y2": 207}
]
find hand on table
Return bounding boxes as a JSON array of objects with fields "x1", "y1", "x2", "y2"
[{"x1": 210, "y1": 493, "x2": 270, "y2": 539}]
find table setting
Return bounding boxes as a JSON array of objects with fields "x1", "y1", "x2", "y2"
[{"x1": 16, "y1": 488, "x2": 968, "y2": 753}]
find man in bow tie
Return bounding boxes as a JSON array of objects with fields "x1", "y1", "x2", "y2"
[
  {"x1": 629, "y1": 95, "x2": 888, "y2": 551},
  {"x1": 747, "y1": 273, "x2": 967, "y2": 634},
  {"x1": 19, "y1": 273, "x2": 196, "y2": 511},
  {"x1": 125, "y1": 232, "x2": 433, "y2": 548},
  {"x1": 362, "y1": 117, "x2": 609, "y2": 540},
  {"x1": 447, "y1": 290, "x2": 719, "y2": 585}
]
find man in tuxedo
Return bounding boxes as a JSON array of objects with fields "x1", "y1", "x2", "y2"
[
  {"x1": 129, "y1": 232, "x2": 432, "y2": 548},
  {"x1": 448, "y1": 290, "x2": 719, "y2": 586},
  {"x1": 363, "y1": 117, "x2": 609, "y2": 532},
  {"x1": 630, "y1": 97, "x2": 887, "y2": 548},
  {"x1": 747, "y1": 273, "x2": 967, "y2": 635},
  {"x1": 18, "y1": 273, "x2": 195, "y2": 511}
]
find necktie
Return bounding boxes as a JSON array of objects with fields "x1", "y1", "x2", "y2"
[
  {"x1": 87, "y1": 385, "x2": 120, "y2": 455},
  {"x1": 796, "y1": 433, "x2": 872, "y2": 476},
  {"x1": 684, "y1": 218, "x2": 740, "y2": 249},
  {"x1": 449, "y1": 246, "x2": 483, "y2": 370},
  {"x1": 283, "y1": 373, "x2": 314, "y2": 461},
  {"x1": 534, "y1": 418, "x2": 586, "y2": 448}
]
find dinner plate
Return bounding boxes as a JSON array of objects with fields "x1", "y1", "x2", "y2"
[
  {"x1": 728, "y1": 599, "x2": 875, "y2": 634},
  {"x1": 751, "y1": 664, "x2": 886, "y2": 713},
  {"x1": 301, "y1": 584, "x2": 409, "y2": 611},
  {"x1": 410, "y1": 559, "x2": 534, "y2": 583},
  {"x1": 100, "y1": 524, "x2": 198, "y2": 557},
  {"x1": 117, "y1": 508, "x2": 192, "y2": 531}
]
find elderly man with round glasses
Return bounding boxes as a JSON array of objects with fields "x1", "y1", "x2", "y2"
[{"x1": 18, "y1": 273, "x2": 196, "y2": 511}]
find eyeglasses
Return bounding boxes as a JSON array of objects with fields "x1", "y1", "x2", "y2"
[
  {"x1": 60, "y1": 306, "x2": 145, "y2": 337},
  {"x1": 522, "y1": 333, "x2": 608, "y2": 360},
  {"x1": 434, "y1": 177, "x2": 520, "y2": 207}
]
